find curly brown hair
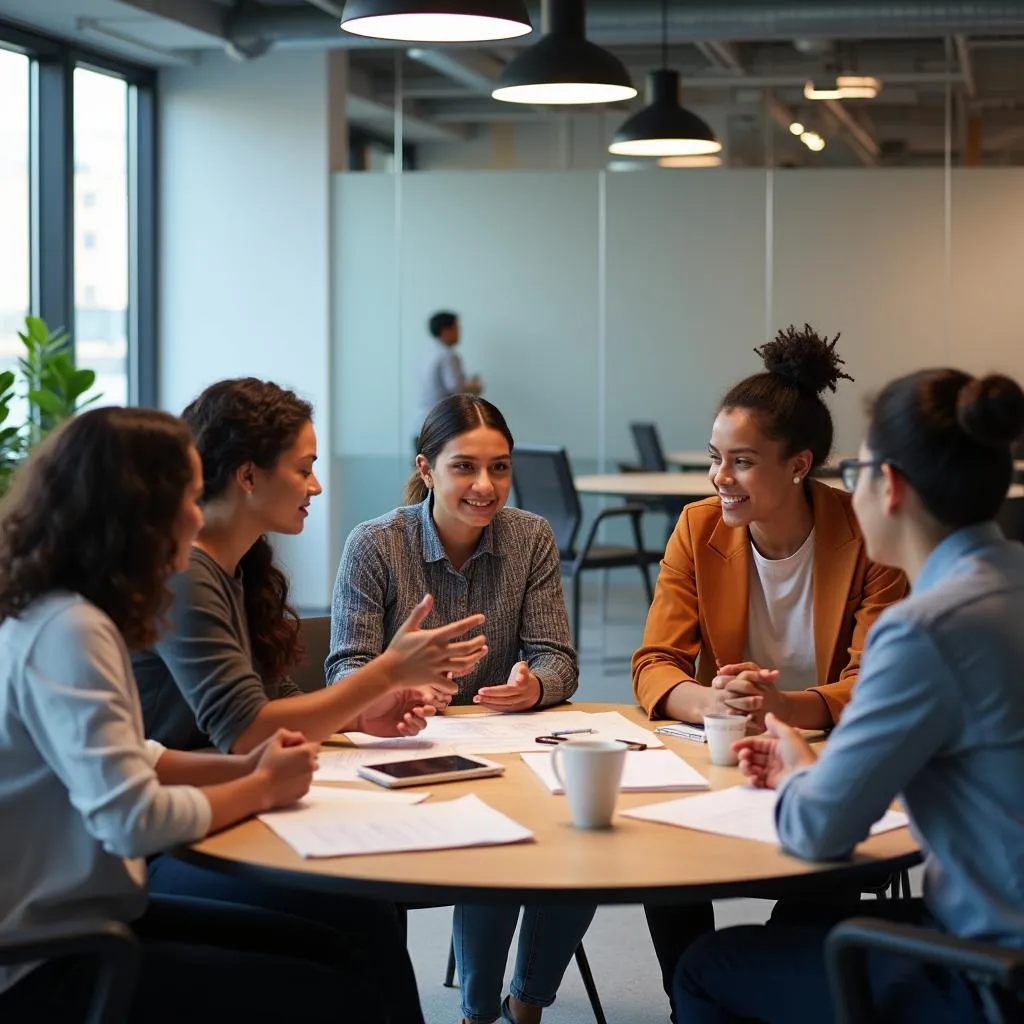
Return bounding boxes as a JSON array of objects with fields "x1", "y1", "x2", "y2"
[
  {"x1": 182, "y1": 378, "x2": 312, "y2": 683},
  {"x1": 0, "y1": 407, "x2": 195, "y2": 648}
]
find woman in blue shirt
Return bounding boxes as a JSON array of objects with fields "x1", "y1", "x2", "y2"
[{"x1": 675, "y1": 367, "x2": 1024, "y2": 1023}]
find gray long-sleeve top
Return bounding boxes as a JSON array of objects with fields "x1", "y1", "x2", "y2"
[
  {"x1": 132, "y1": 549, "x2": 301, "y2": 752},
  {"x1": 775, "y1": 523, "x2": 1024, "y2": 947},
  {"x1": 327, "y1": 498, "x2": 578, "y2": 707},
  {"x1": 0, "y1": 593, "x2": 210, "y2": 994}
]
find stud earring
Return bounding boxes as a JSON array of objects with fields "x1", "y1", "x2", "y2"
[{"x1": 793, "y1": 475, "x2": 801, "y2": 485}]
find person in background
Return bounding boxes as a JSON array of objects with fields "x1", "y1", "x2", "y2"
[
  {"x1": 675, "y1": 367, "x2": 1024, "y2": 1023},
  {"x1": 0, "y1": 407, "x2": 389, "y2": 1024},
  {"x1": 132, "y1": 378, "x2": 485, "y2": 1024},
  {"x1": 328, "y1": 395, "x2": 592, "y2": 1024},
  {"x1": 632, "y1": 326, "x2": 908, "y2": 1018},
  {"x1": 419, "y1": 311, "x2": 484, "y2": 428}
]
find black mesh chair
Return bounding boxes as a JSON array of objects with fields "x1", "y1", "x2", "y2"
[
  {"x1": 827, "y1": 917, "x2": 1024, "y2": 1024},
  {"x1": 293, "y1": 615, "x2": 332, "y2": 692},
  {"x1": 629, "y1": 422, "x2": 686, "y2": 546},
  {"x1": 512, "y1": 445, "x2": 656, "y2": 651},
  {"x1": 0, "y1": 920, "x2": 140, "y2": 1024}
]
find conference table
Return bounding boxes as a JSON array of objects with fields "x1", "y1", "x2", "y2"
[
  {"x1": 175, "y1": 704, "x2": 920, "y2": 907},
  {"x1": 575, "y1": 470, "x2": 1024, "y2": 503}
]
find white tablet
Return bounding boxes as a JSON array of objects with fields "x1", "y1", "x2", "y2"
[{"x1": 357, "y1": 753, "x2": 506, "y2": 789}]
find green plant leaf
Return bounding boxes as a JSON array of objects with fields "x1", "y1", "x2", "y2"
[
  {"x1": 28, "y1": 389, "x2": 65, "y2": 418},
  {"x1": 25, "y1": 316, "x2": 48, "y2": 344},
  {"x1": 67, "y1": 369, "x2": 96, "y2": 402}
]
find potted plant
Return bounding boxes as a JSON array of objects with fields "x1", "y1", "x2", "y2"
[{"x1": 0, "y1": 315, "x2": 101, "y2": 497}]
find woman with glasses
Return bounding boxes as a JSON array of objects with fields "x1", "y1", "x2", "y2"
[
  {"x1": 674, "y1": 367, "x2": 1024, "y2": 1023},
  {"x1": 632, "y1": 326, "x2": 908, "y2": 1018}
]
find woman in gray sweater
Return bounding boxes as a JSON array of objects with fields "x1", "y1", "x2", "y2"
[{"x1": 0, "y1": 407, "x2": 387, "y2": 1023}]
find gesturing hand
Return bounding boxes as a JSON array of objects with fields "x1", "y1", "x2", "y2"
[
  {"x1": 386, "y1": 595, "x2": 487, "y2": 686},
  {"x1": 734, "y1": 713, "x2": 817, "y2": 790},
  {"x1": 357, "y1": 687, "x2": 449, "y2": 738},
  {"x1": 472, "y1": 661, "x2": 541, "y2": 713}
]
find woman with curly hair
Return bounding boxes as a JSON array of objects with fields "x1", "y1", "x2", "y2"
[
  {"x1": 632, "y1": 327, "x2": 909, "y2": 1020},
  {"x1": 0, "y1": 408, "x2": 389, "y2": 1023},
  {"x1": 133, "y1": 378, "x2": 484, "y2": 1024}
]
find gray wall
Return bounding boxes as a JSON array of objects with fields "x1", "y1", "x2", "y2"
[{"x1": 333, "y1": 167, "x2": 1024, "y2": 541}]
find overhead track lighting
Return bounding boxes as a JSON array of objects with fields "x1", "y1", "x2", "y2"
[
  {"x1": 340, "y1": 1, "x2": 532, "y2": 43},
  {"x1": 607, "y1": 0, "x2": 720, "y2": 157},
  {"x1": 492, "y1": 0, "x2": 636, "y2": 106},
  {"x1": 804, "y1": 74, "x2": 882, "y2": 100}
]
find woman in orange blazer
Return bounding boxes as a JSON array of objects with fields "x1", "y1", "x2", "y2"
[{"x1": 633, "y1": 326, "x2": 907, "y2": 1023}]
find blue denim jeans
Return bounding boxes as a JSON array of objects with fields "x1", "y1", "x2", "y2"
[{"x1": 453, "y1": 903, "x2": 597, "y2": 1023}]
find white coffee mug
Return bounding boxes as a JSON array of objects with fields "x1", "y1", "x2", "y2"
[
  {"x1": 702, "y1": 714, "x2": 748, "y2": 767},
  {"x1": 551, "y1": 740, "x2": 627, "y2": 829}
]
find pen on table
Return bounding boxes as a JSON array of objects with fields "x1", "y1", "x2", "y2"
[{"x1": 550, "y1": 728, "x2": 596, "y2": 737}]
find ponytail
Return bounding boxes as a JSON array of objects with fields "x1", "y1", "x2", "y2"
[{"x1": 404, "y1": 471, "x2": 428, "y2": 506}]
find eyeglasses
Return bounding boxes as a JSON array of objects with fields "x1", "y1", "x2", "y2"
[
  {"x1": 838, "y1": 458, "x2": 884, "y2": 493},
  {"x1": 534, "y1": 734, "x2": 647, "y2": 751}
]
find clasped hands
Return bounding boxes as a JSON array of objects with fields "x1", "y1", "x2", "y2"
[{"x1": 710, "y1": 660, "x2": 792, "y2": 730}]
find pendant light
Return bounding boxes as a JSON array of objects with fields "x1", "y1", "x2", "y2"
[
  {"x1": 492, "y1": 0, "x2": 636, "y2": 106},
  {"x1": 608, "y1": 0, "x2": 720, "y2": 157},
  {"x1": 340, "y1": 1, "x2": 532, "y2": 43}
]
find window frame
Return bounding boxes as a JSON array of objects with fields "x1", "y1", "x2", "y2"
[{"x1": 1, "y1": 18, "x2": 157, "y2": 407}]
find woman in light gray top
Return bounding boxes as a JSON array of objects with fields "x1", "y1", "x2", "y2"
[
  {"x1": 0, "y1": 407, "x2": 382, "y2": 1024},
  {"x1": 677, "y1": 368, "x2": 1024, "y2": 1023},
  {"x1": 329, "y1": 396, "x2": 589, "y2": 1024}
]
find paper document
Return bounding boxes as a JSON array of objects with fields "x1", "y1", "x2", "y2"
[
  {"x1": 521, "y1": 749, "x2": 709, "y2": 793},
  {"x1": 314, "y1": 745, "x2": 457, "y2": 782},
  {"x1": 655, "y1": 723, "x2": 707, "y2": 743},
  {"x1": 622, "y1": 785, "x2": 909, "y2": 846},
  {"x1": 259, "y1": 793, "x2": 533, "y2": 859},
  {"x1": 346, "y1": 709, "x2": 662, "y2": 755}
]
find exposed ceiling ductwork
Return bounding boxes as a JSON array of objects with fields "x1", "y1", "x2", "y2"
[{"x1": 224, "y1": 1, "x2": 1024, "y2": 47}]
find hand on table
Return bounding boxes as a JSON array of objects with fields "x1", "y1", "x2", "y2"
[
  {"x1": 250, "y1": 728, "x2": 320, "y2": 809},
  {"x1": 734, "y1": 713, "x2": 817, "y2": 790},
  {"x1": 472, "y1": 661, "x2": 540, "y2": 712}
]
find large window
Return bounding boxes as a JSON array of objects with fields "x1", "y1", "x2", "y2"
[
  {"x1": 74, "y1": 67, "x2": 129, "y2": 407},
  {"x1": 0, "y1": 20, "x2": 155, "y2": 410},
  {"x1": 0, "y1": 47, "x2": 30, "y2": 377}
]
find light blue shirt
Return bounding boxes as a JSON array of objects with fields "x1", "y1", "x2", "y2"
[{"x1": 776, "y1": 522, "x2": 1024, "y2": 946}]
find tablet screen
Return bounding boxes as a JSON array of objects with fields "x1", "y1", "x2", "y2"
[{"x1": 366, "y1": 755, "x2": 488, "y2": 779}]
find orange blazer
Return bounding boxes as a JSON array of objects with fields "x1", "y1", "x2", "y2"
[{"x1": 632, "y1": 480, "x2": 908, "y2": 723}]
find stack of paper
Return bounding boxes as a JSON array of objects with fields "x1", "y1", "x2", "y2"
[
  {"x1": 345, "y1": 710, "x2": 663, "y2": 755},
  {"x1": 259, "y1": 791, "x2": 533, "y2": 859},
  {"x1": 521, "y1": 749, "x2": 709, "y2": 793},
  {"x1": 622, "y1": 785, "x2": 909, "y2": 845}
]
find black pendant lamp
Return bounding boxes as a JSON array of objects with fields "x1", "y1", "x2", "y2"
[
  {"x1": 608, "y1": 0, "x2": 720, "y2": 157},
  {"x1": 340, "y1": 1, "x2": 532, "y2": 43},
  {"x1": 492, "y1": 0, "x2": 636, "y2": 106}
]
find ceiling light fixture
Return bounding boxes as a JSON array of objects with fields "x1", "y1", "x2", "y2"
[
  {"x1": 804, "y1": 74, "x2": 882, "y2": 100},
  {"x1": 492, "y1": 0, "x2": 636, "y2": 106},
  {"x1": 800, "y1": 130, "x2": 826, "y2": 152},
  {"x1": 607, "y1": 0, "x2": 720, "y2": 157},
  {"x1": 657, "y1": 154, "x2": 723, "y2": 168},
  {"x1": 789, "y1": 121, "x2": 805, "y2": 135},
  {"x1": 340, "y1": 1, "x2": 532, "y2": 43}
]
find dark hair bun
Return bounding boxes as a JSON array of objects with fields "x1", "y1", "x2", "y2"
[
  {"x1": 956, "y1": 374, "x2": 1024, "y2": 448},
  {"x1": 754, "y1": 324, "x2": 854, "y2": 396}
]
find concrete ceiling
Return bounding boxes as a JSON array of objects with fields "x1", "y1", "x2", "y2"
[{"x1": 2, "y1": 1, "x2": 1023, "y2": 165}]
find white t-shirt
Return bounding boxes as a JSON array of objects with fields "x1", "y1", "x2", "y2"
[{"x1": 745, "y1": 529, "x2": 818, "y2": 692}]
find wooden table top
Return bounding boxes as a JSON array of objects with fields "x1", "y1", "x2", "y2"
[
  {"x1": 576, "y1": 471, "x2": 1024, "y2": 501},
  {"x1": 176, "y1": 704, "x2": 920, "y2": 905}
]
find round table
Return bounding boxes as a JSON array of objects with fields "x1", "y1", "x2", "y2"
[
  {"x1": 176, "y1": 705, "x2": 920, "y2": 906},
  {"x1": 575, "y1": 471, "x2": 1024, "y2": 503}
]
